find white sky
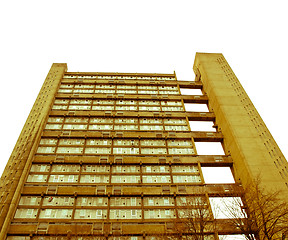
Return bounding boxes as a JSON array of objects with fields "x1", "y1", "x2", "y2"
[{"x1": 0, "y1": 1, "x2": 288, "y2": 177}]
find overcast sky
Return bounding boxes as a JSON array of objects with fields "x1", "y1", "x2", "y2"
[{"x1": 0, "y1": 1, "x2": 287, "y2": 177}]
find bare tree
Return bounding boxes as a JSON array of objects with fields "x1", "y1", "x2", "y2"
[
  {"x1": 218, "y1": 179, "x2": 288, "y2": 240},
  {"x1": 214, "y1": 196, "x2": 256, "y2": 240},
  {"x1": 170, "y1": 195, "x2": 216, "y2": 240}
]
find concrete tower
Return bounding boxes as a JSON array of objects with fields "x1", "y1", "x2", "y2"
[{"x1": 0, "y1": 53, "x2": 287, "y2": 240}]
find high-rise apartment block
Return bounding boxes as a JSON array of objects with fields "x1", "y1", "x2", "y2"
[{"x1": 0, "y1": 53, "x2": 287, "y2": 240}]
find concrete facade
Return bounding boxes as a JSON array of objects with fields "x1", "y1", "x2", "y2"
[
  {"x1": 194, "y1": 53, "x2": 288, "y2": 194},
  {"x1": 0, "y1": 54, "x2": 287, "y2": 239}
]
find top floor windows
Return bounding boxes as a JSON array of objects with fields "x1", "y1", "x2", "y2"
[
  {"x1": 57, "y1": 83, "x2": 180, "y2": 95},
  {"x1": 63, "y1": 75, "x2": 176, "y2": 81}
]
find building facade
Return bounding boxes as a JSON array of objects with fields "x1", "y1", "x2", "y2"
[{"x1": 0, "y1": 53, "x2": 287, "y2": 240}]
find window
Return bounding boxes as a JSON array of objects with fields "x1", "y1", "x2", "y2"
[
  {"x1": 159, "y1": 90, "x2": 179, "y2": 95},
  {"x1": 42, "y1": 196, "x2": 74, "y2": 206},
  {"x1": 113, "y1": 148, "x2": 139, "y2": 154},
  {"x1": 75, "y1": 84, "x2": 94, "y2": 89},
  {"x1": 144, "y1": 197, "x2": 174, "y2": 206},
  {"x1": 92, "y1": 105, "x2": 114, "y2": 110},
  {"x1": 140, "y1": 140, "x2": 166, "y2": 146},
  {"x1": 115, "y1": 118, "x2": 138, "y2": 124},
  {"x1": 167, "y1": 139, "x2": 193, "y2": 146},
  {"x1": 173, "y1": 175, "x2": 201, "y2": 183},
  {"x1": 18, "y1": 196, "x2": 41, "y2": 206},
  {"x1": 74, "y1": 209, "x2": 107, "y2": 219},
  {"x1": 85, "y1": 147, "x2": 111, "y2": 154},
  {"x1": 58, "y1": 89, "x2": 72, "y2": 93},
  {"x1": 91, "y1": 118, "x2": 113, "y2": 123},
  {"x1": 37, "y1": 147, "x2": 56, "y2": 154},
  {"x1": 113, "y1": 139, "x2": 139, "y2": 146},
  {"x1": 94, "y1": 88, "x2": 114, "y2": 93},
  {"x1": 116, "y1": 89, "x2": 137, "y2": 94},
  {"x1": 111, "y1": 176, "x2": 140, "y2": 183},
  {"x1": 139, "y1": 106, "x2": 160, "y2": 111},
  {"x1": 131, "y1": 209, "x2": 137, "y2": 218},
  {"x1": 110, "y1": 209, "x2": 141, "y2": 219},
  {"x1": 160, "y1": 86, "x2": 178, "y2": 90},
  {"x1": 138, "y1": 90, "x2": 157, "y2": 94},
  {"x1": 76, "y1": 197, "x2": 108, "y2": 206},
  {"x1": 30, "y1": 164, "x2": 50, "y2": 172},
  {"x1": 145, "y1": 166, "x2": 151, "y2": 172},
  {"x1": 140, "y1": 118, "x2": 162, "y2": 124},
  {"x1": 26, "y1": 174, "x2": 48, "y2": 183},
  {"x1": 80, "y1": 175, "x2": 109, "y2": 183},
  {"x1": 82, "y1": 165, "x2": 110, "y2": 173},
  {"x1": 89, "y1": 124, "x2": 113, "y2": 130},
  {"x1": 164, "y1": 125, "x2": 189, "y2": 131},
  {"x1": 14, "y1": 208, "x2": 38, "y2": 219},
  {"x1": 86, "y1": 139, "x2": 112, "y2": 145},
  {"x1": 144, "y1": 209, "x2": 175, "y2": 219},
  {"x1": 63, "y1": 124, "x2": 87, "y2": 130},
  {"x1": 218, "y1": 235, "x2": 246, "y2": 240},
  {"x1": 45, "y1": 124, "x2": 62, "y2": 130},
  {"x1": 6, "y1": 237, "x2": 30, "y2": 240},
  {"x1": 49, "y1": 175, "x2": 78, "y2": 183},
  {"x1": 56, "y1": 147, "x2": 83, "y2": 154},
  {"x1": 176, "y1": 196, "x2": 207, "y2": 206},
  {"x1": 116, "y1": 106, "x2": 137, "y2": 111},
  {"x1": 70, "y1": 99, "x2": 92, "y2": 105},
  {"x1": 164, "y1": 118, "x2": 186, "y2": 124},
  {"x1": 142, "y1": 175, "x2": 171, "y2": 183},
  {"x1": 161, "y1": 101, "x2": 182, "y2": 106},
  {"x1": 52, "y1": 105, "x2": 68, "y2": 110},
  {"x1": 51, "y1": 165, "x2": 80, "y2": 172},
  {"x1": 110, "y1": 197, "x2": 141, "y2": 206},
  {"x1": 172, "y1": 165, "x2": 198, "y2": 173},
  {"x1": 142, "y1": 165, "x2": 170, "y2": 173},
  {"x1": 164, "y1": 198, "x2": 170, "y2": 206},
  {"x1": 60, "y1": 84, "x2": 73, "y2": 89},
  {"x1": 59, "y1": 139, "x2": 85, "y2": 145},
  {"x1": 168, "y1": 148, "x2": 194, "y2": 154},
  {"x1": 139, "y1": 100, "x2": 159, "y2": 105},
  {"x1": 95, "y1": 84, "x2": 114, "y2": 89},
  {"x1": 114, "y1": 125, "x2": 138, "y2": 130},
  {"x1": 47, "y1": 117, "x2": 64, "y2": 123},
  {"x1": 162, "y1": 106, "x2": 183, "y2": 111},
  {"x1": 65, "y1": 117, "x2": 89, "y2": 123},
  {"x1": 116, "y1": 100, "x2": 137, "y2": 105},
  {"x1": 141, "y1": 148, "x2": 167, "y2": 154},
  {"x1": 138, "y1": 86, "x2": 157, "y2": 90},
  {"x1": 112, "y1": 166, "x2": 140, "y2": 173},
  {"x1": 140, "y1": 125, "x2": 163, "y2": 131}
]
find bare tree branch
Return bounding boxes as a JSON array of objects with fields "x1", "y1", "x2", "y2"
[
  {"x1": 170, "y1": 196, "x2": 215, "y2": 240},
  {"x1": 219, "y1": 178, "x2": 288, "y2": 240}
]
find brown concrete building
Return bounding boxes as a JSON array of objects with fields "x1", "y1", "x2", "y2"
[{"x1": 0, "y1": 53, "x2": 287, "y2": 240}]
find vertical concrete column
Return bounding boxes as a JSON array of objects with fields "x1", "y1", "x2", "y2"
[
  {"x1": 193, "y1": 53, "x2": 288, "y2": 195},
  {"x1": 0, "y1": 63, "x2": 67, "y2": 238}
]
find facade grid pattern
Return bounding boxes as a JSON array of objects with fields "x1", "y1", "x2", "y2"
[
  {"x1": 5, "y1": 54, "x2": 286, "y2": 239},
  {"x1": 3, "y1": 71, "x2": 234, "y2": 239}
]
